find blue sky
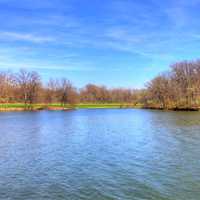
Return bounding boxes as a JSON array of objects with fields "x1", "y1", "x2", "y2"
[{"x1": 0, "y1": 0, "x2": 200, "y2": 88}]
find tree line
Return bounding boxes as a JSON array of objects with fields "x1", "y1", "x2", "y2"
[
  {"x1": 143, "y1": 60, "x2": 200, "y2": 110},
  {"x1": 0, "y1": 69, "x2": 137, "y2": 106},
  {"x1": 1, "y1": 59, "x2": 200, "y2": 110}
]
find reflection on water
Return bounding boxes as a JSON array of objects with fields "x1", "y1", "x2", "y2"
[{"x1": 0, "y1": 109, "x2": 200, "y2": 200}]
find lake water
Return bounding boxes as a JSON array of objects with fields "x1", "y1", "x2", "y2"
[{"x1": 0, "y1": 109, "x2": 200, "y2": 200}]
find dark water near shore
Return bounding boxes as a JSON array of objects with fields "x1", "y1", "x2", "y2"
[{"x1": 0, "y1": 109, "x2": 200, "y2": 200}]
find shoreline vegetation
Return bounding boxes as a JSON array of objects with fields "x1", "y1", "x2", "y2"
[
  {"x1": 0, "y1": 103, "x2": 199, "y2": 112},
  {"x1": 0, "y1": 103, "x2": 142, "y2": 112},
  {"x1": 1, "y1": 59, "x2": 200, "y2": 112},
  {"x1": 0, "y1": 103, "x2": 200, "y2": 112}
]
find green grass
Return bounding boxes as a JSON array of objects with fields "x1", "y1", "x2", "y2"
[
  {"x1": 0, "y1": 103, "x2": 138, "y2": 110},
  {"x1": 76, "y1": 103, "x2": 133, "y2": 109},
  {"x1": 0, "y1": 103, "x2": 28, "y2": 108},
  {"x1": 0, "y1": 103, "x2": 69, "y2": 108}
]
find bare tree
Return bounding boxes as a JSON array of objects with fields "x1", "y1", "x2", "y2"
[
  {"x1": 44, "y1": 78, "x2": 59, "y2": 104},
  {"x1": 15, "y1": 69, "x2": 41, "y2": 106},
  {"x1": 0, "y1": 72, "x2": 15, "y2": 103},
  {"x1": 57, "y1": 78, "x2": 78, "y2": 106}
]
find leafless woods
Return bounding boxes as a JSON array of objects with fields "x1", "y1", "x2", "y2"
[{"x1": 1, "y1": 59, "x2": 200, "y2": 109}]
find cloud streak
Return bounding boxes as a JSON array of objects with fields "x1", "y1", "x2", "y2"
[
  {"x1": 0, "y1": 0, "x2": 200, "y2": 87},
  {"x1": 0, "y1": 31, "x2": 55, "y2": 43}
]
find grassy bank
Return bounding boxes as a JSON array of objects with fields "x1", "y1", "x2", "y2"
[
  {"x1": 0, "y1": 103, "x2": 139, "y2": 112},
  {"x1": 76, "y1": 103, "x2": 139, "y2": 109},
  {"x1": 0, "y1": 103, "x2": 71, "y2": 111},
  {"x1": 1, "y1": 103, "x2": 198, "y2": 112}
]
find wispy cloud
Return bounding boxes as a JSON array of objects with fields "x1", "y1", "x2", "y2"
[
  {"x1": 0, "y1": 46, "x2": 99, "y2": 72},
  {"x1": 105, "y1": 27, "x2": 143, "y2": 44},
  {"x1": 0, "y1": 32, "x2": 55, "y2": 43},
  {"x1": 0, "y1": 0, "x2": 200, "y2": 86}
]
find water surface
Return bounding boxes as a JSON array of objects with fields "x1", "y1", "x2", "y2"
[{"x1": 0, "y1": 109, "x2": 200, "y2": 200}]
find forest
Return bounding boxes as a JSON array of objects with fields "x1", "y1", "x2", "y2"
[{"x1": 0, "y1": 59, "x2": 200, "y2": 110}]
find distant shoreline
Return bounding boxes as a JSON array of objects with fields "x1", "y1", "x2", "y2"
[
  {"x1": 0, "y1": 103, "x2": 138, "y2": 112},
  {"x1": 0, "y1": 103, "x2": 199, "y2": 112}
]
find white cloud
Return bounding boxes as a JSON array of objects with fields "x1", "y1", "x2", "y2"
[
  {"x1": 105, "y1": 27, "x2": 142, "y2": 43},
  {"x1": 0, "y1": 32, "x2": 55, "y2": 43},
  {"x1": 0, "y1": 46, "x2": 99, "y2": 72}
]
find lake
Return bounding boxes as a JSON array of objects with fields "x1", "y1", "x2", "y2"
[{"x1": 0, "y1": 109, "x2": 200, "y2": 200}]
